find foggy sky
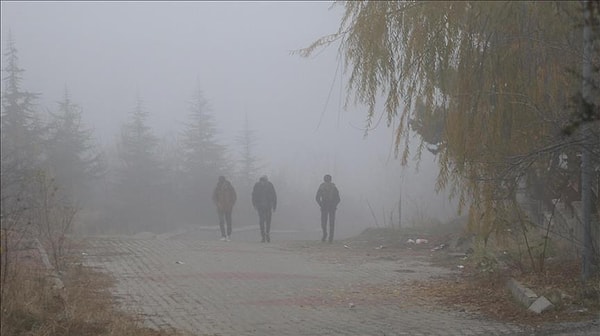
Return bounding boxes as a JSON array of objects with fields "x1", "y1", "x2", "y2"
[{"x1": 1, "y1": 1, "x2": 457, "y2": 224}]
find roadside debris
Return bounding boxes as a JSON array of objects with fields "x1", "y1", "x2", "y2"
[
  {"x1": 175, "y1": 261, "x2": 185, "y2": 264},
  {"x1": 430, "y1": 244, "x2": 446, "y2": 252},
  {"x1": 375, "y1": 245, "x2": 385, "y2": 250},
  {"x1": 406, "y1": 238, "x2": 429, "y2": 244}
]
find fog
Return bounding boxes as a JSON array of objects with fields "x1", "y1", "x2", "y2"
[{"x1": 2, "y1": 1, "x2": 457, "y2": 237}]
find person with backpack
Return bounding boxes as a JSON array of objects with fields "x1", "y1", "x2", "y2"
[
  {"x1": 252, "y1": 175, "x2": 277, "y2": 243},
  {"x1": 213, "y1": 176, "x2": 237, "y2": 241},
  {"x1": 315, "y1": 174, "x2": 341, "y2": 243}
]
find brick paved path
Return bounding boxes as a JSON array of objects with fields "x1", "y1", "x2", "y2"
[{"x1": 83, "y1": 229, "x2": 527, "y2": 336}]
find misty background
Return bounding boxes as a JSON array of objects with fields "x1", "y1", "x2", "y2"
[{"x1": 1, "y1": 1, "x2": 457, "y2": 238}]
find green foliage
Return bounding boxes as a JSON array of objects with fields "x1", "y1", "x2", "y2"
[
  {"x1": 114, "y1": 96, "x2": 166, "y2": 232},
  {"x1": 1, "y1": 32, "x2": 45, "y2": 213},
  {"x1": 180, "y1": 85, "x2": 229, "y2": 180},
  {"x1": 119, "y1": 96, "x2": 161, "y2": 176},
  {"x1": 409, "y1": 100, "x2": 445, "y2": 155},
  {"x1": 45, "y1": 88, "x2": 105, "y2": 204},
  {"x1": 173, "y1": 84, "x2": 231, "y2": 226},
  {"x1": 469, "y1": 237, "x2": 501, "y2": 274}
]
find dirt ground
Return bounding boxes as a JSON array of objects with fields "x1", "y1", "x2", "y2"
[{"x1": 343, "y1": 227, "x2": 600, "y2": 327}]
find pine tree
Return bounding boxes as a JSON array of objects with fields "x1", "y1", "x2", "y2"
[
  {"x1": 178, "y1": 84, "x2": 230, "y2": 224},
  {"x1": 118, "y1": 95, "x2": 161, "y2": 186},
  {"x1": 45, "y1": 88, "x2": 105, "y2": 204},
  {"x1": 180, "y1": 85, "x2": 229, "y2": 181},
  {"x1": 1, "y1": 32, "x2": 44, "y2": 214},
  {"x1": 114, "y1": 95, "x2": 164, "y2": 232},
  {"x1": 235, "y1": 114, "x2": 262, "y2": 189}
]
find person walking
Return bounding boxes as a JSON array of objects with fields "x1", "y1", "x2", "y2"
[
  {"x1": 213, "y1": 176, "x2": 237, "y2": 241},
  {"x1": 315, "y1": 174, "x2": 340, "y2": 243},
  {"x1": 252, "y1": 175, "x2": 277, "y2": 242}
]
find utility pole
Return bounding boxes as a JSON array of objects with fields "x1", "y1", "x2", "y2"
[
  {"x1": 398, "y1": 190, "x2": 402, "y2": 229},
  {"x1": 581, "y1": 0, "x2": 596, "y2": 281}
]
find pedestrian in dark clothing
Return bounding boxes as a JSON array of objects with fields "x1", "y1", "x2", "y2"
[
  {"x1": 252, "y1": 175, "x2": 277, "y2": 242},
  {"x1": 213, "y1": 176, "x2": 237, "y2": 241},
  {"x1": 315, "y1": 174, "x2": 340, "y2": 243}
]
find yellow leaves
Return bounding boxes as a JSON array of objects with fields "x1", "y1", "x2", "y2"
[{"x1": 300, "y1": 1, "x2": 587, "y2": 243}]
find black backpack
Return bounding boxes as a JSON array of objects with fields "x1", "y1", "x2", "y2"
[{"x1": 320, "y1": 182, "x2": 338, "y2": 206}]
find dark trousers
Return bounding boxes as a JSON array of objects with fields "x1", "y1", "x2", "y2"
[
  {"x1": 218, "y1": 209, "x2": 232, "y2": 237},
  {"x1": 257, "y1": 207, "x2": 272, "y2": 241},
  {"x1": 321, "y1": 208, "x2": 336, "y2": 242}
]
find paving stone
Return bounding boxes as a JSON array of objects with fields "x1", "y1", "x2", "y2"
[{"x1": 83, "y1": 234, "x2": 527, "y2": 335}]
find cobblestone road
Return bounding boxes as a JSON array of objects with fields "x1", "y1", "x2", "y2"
[{"x1": 82, "y1": 228, "x2": 535, "y2": 336}]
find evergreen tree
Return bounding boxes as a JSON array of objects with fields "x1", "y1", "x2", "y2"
[
  {"x1": 1, "y1": 32, "x2": 44, "y2": 214},
  {"x1": 179, "y1": 84, "x2": 230, "y2": 223},
  {"x1": 235, "y1": 114, "x2": 262, "y2": 189},
  {"x1": 118, "y1": 95, "x2": 161, "y2": 185},
  {"x1": 45, "y1": 88, "x2": 105, "y2": 204},
  {"x1": 180, "y1": 85, "x2": 229, "y2": 181},
  {"x1": 114, "y1": 95, "x2": 164, "y2": 232}
]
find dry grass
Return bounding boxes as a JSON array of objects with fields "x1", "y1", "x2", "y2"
[
  {"x1": 416, "y1": 269, "x2": 598, "y2": 326},
  {"x1": 0, "y1": 240, "x2": 188, "y2": 336},
  {"x1": 349, "y1": 227, "x2": 599, "y2": 326},
  {"x1": 424, "y1": 251, "x2": 600, "y2": 326}
]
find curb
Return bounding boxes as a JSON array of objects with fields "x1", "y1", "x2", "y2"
[{"x1": 507, "y1": 278, "x2": 554, "y2": 314}]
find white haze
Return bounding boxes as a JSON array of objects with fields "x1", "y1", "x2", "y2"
[{"x1": 1, "y1": 1, "x2": 457, "y2": 235}]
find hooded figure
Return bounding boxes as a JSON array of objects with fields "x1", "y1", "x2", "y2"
[
  {"x1": 213, "y1": 176, "x2": 237, "y2": 241},
  {"x1": 252, "y1": 175, "x2": 277, "y2": 242}
]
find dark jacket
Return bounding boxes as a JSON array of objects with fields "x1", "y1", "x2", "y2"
[
  {"x1": 315, "y1": 182, "x2": 340, "y2": 210},
  {"x1": 252, "y1": 180, "x2": 277, "y2": 211},
  {"x1": 213, "y1": 180, "x2": 237, "y2": 212}
]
